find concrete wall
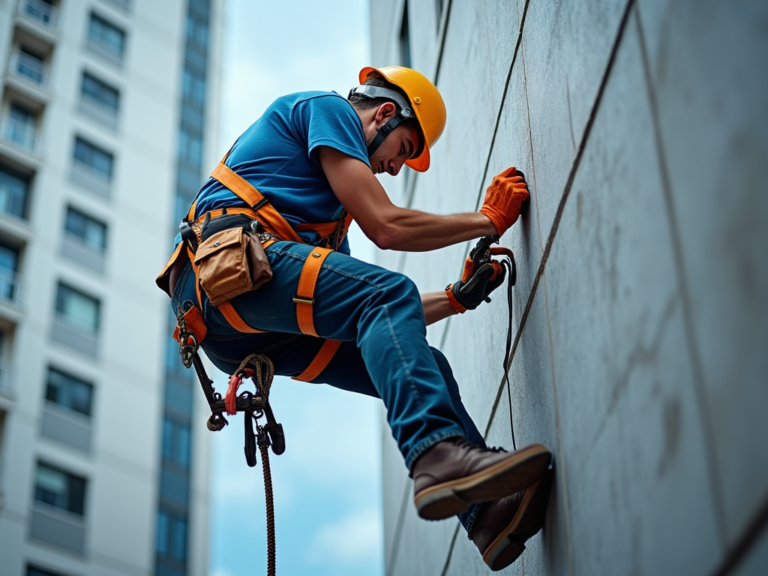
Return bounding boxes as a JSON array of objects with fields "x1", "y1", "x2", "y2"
[{"x1": 372, "y1": 1, "x2": 768, "y2": 575}]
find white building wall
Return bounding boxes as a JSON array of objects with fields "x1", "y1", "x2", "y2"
[
  {"x1": 373, "y1": 1, "x2": 768, "y2": 575},
  {"x1": 0, "y1": 0, "x2": 221, "y2": 574}
]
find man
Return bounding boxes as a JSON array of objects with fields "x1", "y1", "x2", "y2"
[{"x1": 160, "y1": 66, "x2": 552, "y2": 571}]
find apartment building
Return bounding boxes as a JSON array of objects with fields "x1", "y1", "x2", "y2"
[{"x1": 0, "y1": 1, "x2": 223, "y2": 575}]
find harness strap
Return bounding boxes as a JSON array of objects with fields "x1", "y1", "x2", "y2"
[
  {"x1": 293, "y1": 247, "x2": 333, "y2": 337},
  {"x1": 209, "y1": 163, "x2": 303, "y2": 244},
  {"x1": 186, "y1": 246, "x2": 204, "y2": 310},
  {"x1": 293, "y1": 339, "x2": 342, "y2": 382},
  {"x1": 219, "y1": 302, "x2": 270, "y2": 333},
  {"x1": 172, "y1": 304, "x2": 208, "y2": 344}
]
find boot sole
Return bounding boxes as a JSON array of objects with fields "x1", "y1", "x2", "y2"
[
  {"x1": 482, "y1": 466, "x2": 554, "y2": 571},
  {"x1": 414, "y1": 443, "x2": 551, "y2": 521}
]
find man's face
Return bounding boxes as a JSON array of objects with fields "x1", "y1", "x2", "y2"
[{"x1": 369, "y1": 123, "x2": 419, "y2": 176}]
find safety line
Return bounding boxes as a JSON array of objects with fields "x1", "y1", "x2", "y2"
[{"x1": 634, "y1": 5, "x2": 727, "y2": 542}]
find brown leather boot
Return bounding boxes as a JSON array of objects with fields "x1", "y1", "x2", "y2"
[
  {"x1": 412, "y1": 439, "x2": 551, "y2": 520},
  {"x1": 473, "y1": 467, "x2": 554, "y2": 571}
]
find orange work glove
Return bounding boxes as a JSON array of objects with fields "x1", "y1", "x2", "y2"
[{"x1": 478, "y1": 167, "x2": 529, "y2": 236}]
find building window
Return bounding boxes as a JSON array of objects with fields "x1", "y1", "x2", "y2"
[
  {"x1": 3, "y1": 102, "x2": 37, "y2": 151},
  {"x1": 178, "y1": 126, "x2": 203, "y2": 168},
  {"x1": 162, "y1": 416, "x2": 191, "y2": 468},
  {"x1": 55, "y1": 283, "x2": 100, "y2": 333},
  {"x1": 15, "y1": 47, "x2": 47, "y2": 85},
  {"x1": 399, "y1": 1, "x2": 411, "y2": 69},
  {"x1": 81, "y1": 72, "x2": 120, "y2": 115},
  {"x1": 34, "y1": 462, "x2": 87, "y2": 516},
  {"x1": 65, "y1": 207, "x2": 107, "y2": 252},
  {"x1": 156, "y1": 508, "x2": 187, "y2": 561},
  {"x1": 74, "y1": 137, "x2": 114, "y2": 180},
  {"x1": 88, "y1": 13, "x2": 126, "y2": 61},
  {"x1": 0, "y1": 242, "x2": 19, "y2": 302},
  {"x1": 182, "y1": 66, "x2": 206, "y2": 107},
  {"x1": 45, "y1": 367, "x2": 93, "y2": 417},
  {"x1": 186, "y1": 12, "x2": 209, "y2": 49},
  {"x1": 0, "y1": 164, "x2": 30, "y2": 219},
  {"x1": 0, "y1": 331, "x2": 10, "y2": 395},
  {"x1": 21, "y1": 0, "x2": 59, "y2": 29}
]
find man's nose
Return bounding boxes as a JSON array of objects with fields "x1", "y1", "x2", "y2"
[{"x1": 389, "y1": 159, "x2": 402, "y2": 176}]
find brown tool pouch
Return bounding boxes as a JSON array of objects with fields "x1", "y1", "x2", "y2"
[{"x1": 194, "y1": 226, "x2": 273, "y2": 306}]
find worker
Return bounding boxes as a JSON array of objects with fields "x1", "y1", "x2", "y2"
[{"x1": 159, "y1": 66, "x2": 553, "y2": 571}]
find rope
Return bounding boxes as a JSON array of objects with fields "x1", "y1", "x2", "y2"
[
  {"x1": 501, "y1": 257, "x2": 517, "y2": 451},
  {"x1": 225, "y1": 354, "x2": 275, "y2": 415},
  {"x1": 226, "y1": 353, "x2": 277, "y2": 574},
  {"x1": 260, "y1": 441, "x2": 276, "y2": 576}
]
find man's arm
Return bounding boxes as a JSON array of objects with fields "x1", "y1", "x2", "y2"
[
  {"x1": 318, "y1": 146, "x2": 496, "y2": 251},
  {"x1": 422, "y1": 291, "x2": 457, "y2": 326}
]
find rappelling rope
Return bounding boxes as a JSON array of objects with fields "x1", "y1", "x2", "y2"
[
  {"x1": 226, "y1": 353, "x2": 278, "y2": 576},
  {"x1": 500, "y1": 257, "x2": 517, "y2": 451},
  {"x1": 259, "y1": 440, "x2": 276, "y2": 576}
]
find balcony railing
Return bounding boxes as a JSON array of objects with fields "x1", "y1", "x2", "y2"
[
  {"x1": 78, "y1": 94, "x2": 118, "y2": 130},
  {"x1": 0, "y1": 115, "x2": 38, "y2": 153},
  {"x1": 9, "y1": 50, "x2": 50, "y2": 88},
  {"x1": 0, "y1": 357, "x2": 12, "y2": 398},
  {"x1": 0, "y1": 269, "x2": 21, "y2": 307},
  {"x1": 18, "y1": 0, "x2": 60, "y2": 30}
]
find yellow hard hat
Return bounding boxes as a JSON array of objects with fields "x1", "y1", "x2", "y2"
[{"x1": 358, "y1": 66, "x2": 446, "y2": 172}]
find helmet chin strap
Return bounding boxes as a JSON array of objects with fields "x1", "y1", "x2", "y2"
[
  {"x1": 366, "y1": 116, "x2": 406, "y2": 157},
  {"x1": 349, "y1": 85, "x2": 415, "y2": 159}
]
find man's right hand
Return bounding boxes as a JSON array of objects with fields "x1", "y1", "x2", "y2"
[{"x1": 479, "y1": 167, "x2": 529, "y2": 236}]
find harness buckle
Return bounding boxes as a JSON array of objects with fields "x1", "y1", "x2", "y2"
[{"x1": 292, "y1": 295, "x2": 315, "y2": 305}]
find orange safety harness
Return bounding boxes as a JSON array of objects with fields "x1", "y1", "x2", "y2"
[{"x1": 157, "y1": 151, "x2": 353, "y2": 382}]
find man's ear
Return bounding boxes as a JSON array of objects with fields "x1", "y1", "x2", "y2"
[{"x1": 374, "y1": 102, "x2": 397, "y2": 126}]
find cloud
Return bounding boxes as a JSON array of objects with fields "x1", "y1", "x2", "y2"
[{"x1": 309, "y1": 508, "x2": 384, "y2": 565}]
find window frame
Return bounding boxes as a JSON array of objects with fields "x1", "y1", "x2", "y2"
[
  {"x1": 55, "y1": 282, "x2": 101, "y2": 334},
  {"x1": 81, "y1": 71, "x2": 120, "y2": 115},
  {"x1": 33, "y1": 461, "x2": 87, "y2": 516},
  {"x1": 73, "y1": 136, "x2": 114, "y2": 181},
  {"x1": 87, "y1": 12, "x2": 126, "y2": 61},
  {"x1": 64, "y1": 206, "x2": 108, "y2": 253},
  {"x1": 45, "y1": 366, "x2": 94, "y2": 417}
]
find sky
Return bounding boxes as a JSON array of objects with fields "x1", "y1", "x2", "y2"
[{"x1": 209, "y1": 2, "x2": 384, "y2": 576}]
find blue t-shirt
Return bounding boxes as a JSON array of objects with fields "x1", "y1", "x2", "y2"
[{"x1": 188, "y1": 91, "x2": 369, "y2": 254}]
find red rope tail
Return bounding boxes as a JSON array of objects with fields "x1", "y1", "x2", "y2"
[{"x1": 225, "y1": 369, "x2": 254, "y2": 415}]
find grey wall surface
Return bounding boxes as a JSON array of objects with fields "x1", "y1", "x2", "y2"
[{"x1": 372, "y1": 1, "x2": 768, "y2": 575}]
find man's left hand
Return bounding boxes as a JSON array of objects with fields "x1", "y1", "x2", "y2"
[{"x1": 445, "y1": 256, "x2": 507, "y2": 313}]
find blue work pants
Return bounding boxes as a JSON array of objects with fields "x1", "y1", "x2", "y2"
[{"x1": 172, "y1": 241, "x2": 486, "y2": 532}]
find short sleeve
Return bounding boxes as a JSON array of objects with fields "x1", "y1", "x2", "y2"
[{"x1": 291, "y1": 94, "x2": 370, "y2": 168}]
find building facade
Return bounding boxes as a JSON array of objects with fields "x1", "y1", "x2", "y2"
[
  {"x1": 372, "y1": 1, "x2": 768, "y2": 575},
  {"x1": 0, "y1": 1, "x2": 223, "y2": 575}
]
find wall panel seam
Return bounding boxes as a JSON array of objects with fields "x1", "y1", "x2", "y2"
[
  {"x1": 440, "y1": 0, "x2": 637, "y2": 570},
  {"x1": 542, "y1": 277, "x2": 576, "y2": 575},
  {"x1": 711, "y1": 492, "x2": 768, "y2": 576},
  {"x1": 385, "y1": 478, "x2": 413, "y2": 576},
  {"x1": 634, "y1": 3, "x2": 728, "y2": 545}
]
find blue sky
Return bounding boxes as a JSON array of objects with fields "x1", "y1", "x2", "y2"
[{"x1": 209, "y1": 2, "x2": 385, "y2": 576}]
